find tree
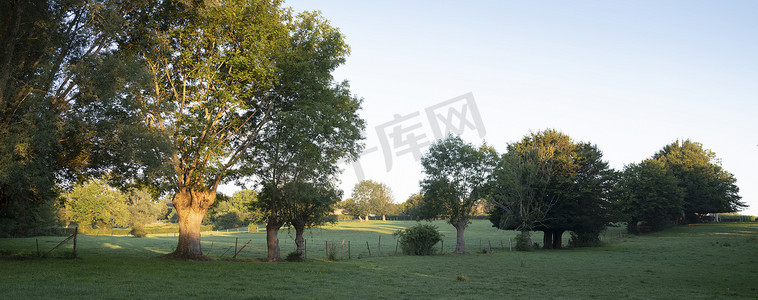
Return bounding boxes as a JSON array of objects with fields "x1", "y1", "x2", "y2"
[
  {"x1": 207, "y1": 190, "x2": 263, "y2": 230},
  {"x1": 490, "y1": 129, "x2": 614, "y2": 249},
  {"x1": 618, "y1": 159, "x2": 684, "y2": 233},
  {"x1": 488, "y1": 145, "x2": 555, "y2": 248},
  {"x1": 125, "y1": 188, "x2": 164, "y2": 227},
  {"x1": 0, "y1": 0, "x2": 147, "y2": 237},
  {"x1": 105, "y1": 0, "x2": 296, "y2": 259},
  {"x1": 252, "y1": 10, "x2": 363, "y2": 261},
  {"x1": 400, "y1": 193, "x2": 424, "y2": 217},
  {"x1": 64, "y1": 178, "x2": 128, "y2": 230},
  {"x1": 350, "y1": 180, "x2": 394, "y2": 221},
  {"x1": 284, "y1": 182, "x2": 341, "y2": 259},
  {"x1": 653, "y1": 140, "x2": 744, "y2": 223},
  {"x1": 417, "y1": 135, "x2": 497, "y2": 254}
]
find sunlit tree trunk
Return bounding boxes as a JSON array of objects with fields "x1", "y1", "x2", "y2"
[{"x1": 171, "y1": 190, "x2": 215, "y2": 260}]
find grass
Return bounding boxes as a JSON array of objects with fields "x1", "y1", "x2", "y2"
[{"x1": 1, "y1": 221, "x2": 757, "y2": 299}]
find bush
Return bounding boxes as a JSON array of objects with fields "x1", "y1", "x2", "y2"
[
  {"x1": 130, "y1": 223, "x2": 148, "y2": 238},
  {"x1": 285, "y1": 251, "x2": 304, "y2": 262},
  {"x1": 514, "y1": 232, "x2": 531, "y2": 251},
  {"x1": 393, "y1": 223, "x2": 443, "y2": 255}
]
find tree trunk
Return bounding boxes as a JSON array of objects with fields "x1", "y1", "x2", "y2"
[
  {"x1": 452, "y1": 220, "x2": 468, "y2": 254},
  {"x1": 294, "y1": 224, "x2": 306, "y2": 259},
  {"x1": 552, "y1": 230, "x2": 564, "y2": 249},
  {"x1": 266, "y1": 221, "x2": 283, "y2": 262},
  {"x1": 170, "y1": 190, "x2": 215, "y2": 260},
  {"x1": 382, "y1": 214, "x2": 386, "y2": 221},
  {"x1": 542, "y1": 231, "x2": 553, "y2": 249},
  {"x1": 521, "y1": 230, "x2": 533, "y2": 248}
]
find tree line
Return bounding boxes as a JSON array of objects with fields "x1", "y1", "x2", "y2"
[{"x1": 403, "y1": 130, "x2": 744, "y2": 254}]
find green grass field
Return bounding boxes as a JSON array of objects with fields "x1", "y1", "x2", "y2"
[{"x1": 1, "y1": 221, "x2": 757, "y2": 299}]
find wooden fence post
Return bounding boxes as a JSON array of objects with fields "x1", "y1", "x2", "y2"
[
  {"x1": 341, "y1": 239, "x2": 345, "y2": 260},
  {"x1": 348, "y1": 241, "x2": 351, "y2": 259},
  {"x1": 73, "y1": 227, "x2": 78, "y2": 257},
  {"x1": 366, "y1": 241, "x2": 371, "y2": 256}
]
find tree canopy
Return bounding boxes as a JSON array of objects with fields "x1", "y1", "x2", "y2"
[{"x1": 417, "y1": 135, "x2": 497, "y2": 254}]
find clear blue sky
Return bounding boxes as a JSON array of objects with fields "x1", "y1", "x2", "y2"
[{"x1": 279, "y1": 0, "x2": 758, "y2": 214}]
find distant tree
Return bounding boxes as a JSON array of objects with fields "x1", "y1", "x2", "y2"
[
  {"x1": 400, "y1": 193, "x2": 424, "y2": 217},
  {"x1": 64, "y1": 178, "x2": 128, "y2": 230},
  {"x1": 350, "y1": 182, "x2": 374, "y2": 221},
  {"x1": 417, "y1": 135, "x2": 497, "y2": 254},
  {"x1": 653, "y1": 140, "x2": 744, "y2": 223},
  {"x1": 125, "y1": 189, "x2": 164, "y2": 227},
  {"x1": 208, "y1": 190, "x2": 263, "y2": 230},
  {"x1": 618, "y1": 159, "x2": 684, "y2": 233},
  {"x1": 351, "y1": 180, "x2": 394, "y2": 221}
]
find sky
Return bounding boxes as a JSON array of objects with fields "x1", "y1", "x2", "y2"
[{"x1": 272, "y1": 0, "x2": 757, "y2": 215}]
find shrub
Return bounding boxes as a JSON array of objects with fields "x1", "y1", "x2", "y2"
[
  {"x1": 394, "y1": 223, "x2": 443, "y2": 255},
  {"x1": 285, "y1": 251, "x2": 304, "y2": 262},
  {"x1": 130, "y1": 223, "x2": 148, "y2": 238},
  {"x1": 514, "y1": 232, "x2": 531, "y2": 251}
]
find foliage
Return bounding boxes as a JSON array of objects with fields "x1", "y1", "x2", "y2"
[
  {"x1": 618, "y1": 159, "x2": 684, "y2": 233},
  {"x1": 249, "y1": 9, "x2": 363, "y2": 261},
  {"x1": 0, "y1": 0, "x2": 148, "y2": 237},
  {"x1": 285, "y1": 251, "x2": 304, "y2": 262},
  {"x1": 489, "y1": 129, "x2": 615, "y2": 248},
  {"x1": 393, "y1": 223, "x2": 443, "y2": 255},
  {"x1": 400, "y1": 193, "x2": 424, "y2": 217},
  {"x1": 488, "y1": 145, "x2": 554, "y2": 238},
  {"x1": 64, "y1": 178, "x2": 129, "y2": 229},
  {"x1": 417, "y1": 135, "x2": 497, "y2": 253},
  {"x1": 130, "y1": 223, "x2": 148, "y2": 238},
  {"x1": 208, "y1": 190, "x2": 263, "y2": 230},
  {"x1": 653, "y1": 140, "x2": 744, "y2": 223},
  {"x1": 513, "y1": 232, "x2": 532, "y2": 251},
  {"x1": 350, "y1": 180, "x2": 394, "y2": 220}
]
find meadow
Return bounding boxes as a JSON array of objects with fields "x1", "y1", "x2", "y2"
[{"x1": 1, "y1": 220, "x2": 757, "y2": 299}]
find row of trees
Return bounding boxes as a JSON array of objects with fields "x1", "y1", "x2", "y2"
[
  {"x1": 1, "y1": 0, "x2": 364, "y2": 261},
  {"x1": 61, "y1": 178, "x2": 266, "y2": 233},
  {"x1": 410, "y1": 131, "x2": 743, "y2": 254}
]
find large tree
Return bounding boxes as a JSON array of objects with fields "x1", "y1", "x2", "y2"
[
  {"x1": 493, "y1": 129, "x2": 613, "y2": 249},
  {"x1": 653, "y1": 140, "x2": 744, "y2": 223},
  {"x1": 618, "y1": 159, "x2": 684, "y2": 233},
  {"x1": 252, "y1": 11, "x2": 363, "y2": 261},
  {"x1": 488, "y1": 145, "x2": 555, "y2": 248},
  {"x1": 110, "y1": 0, "x2": 293, "y2": 259},
  {"x1": 0, "y1": 0, "x2": 147, "y2": 236},
  {"x1": 417, "y1": 135, "x2": 497, "y2": 254},
  {"x1": 489, "y1": 130, "x2": 614, "y2": 249}
]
